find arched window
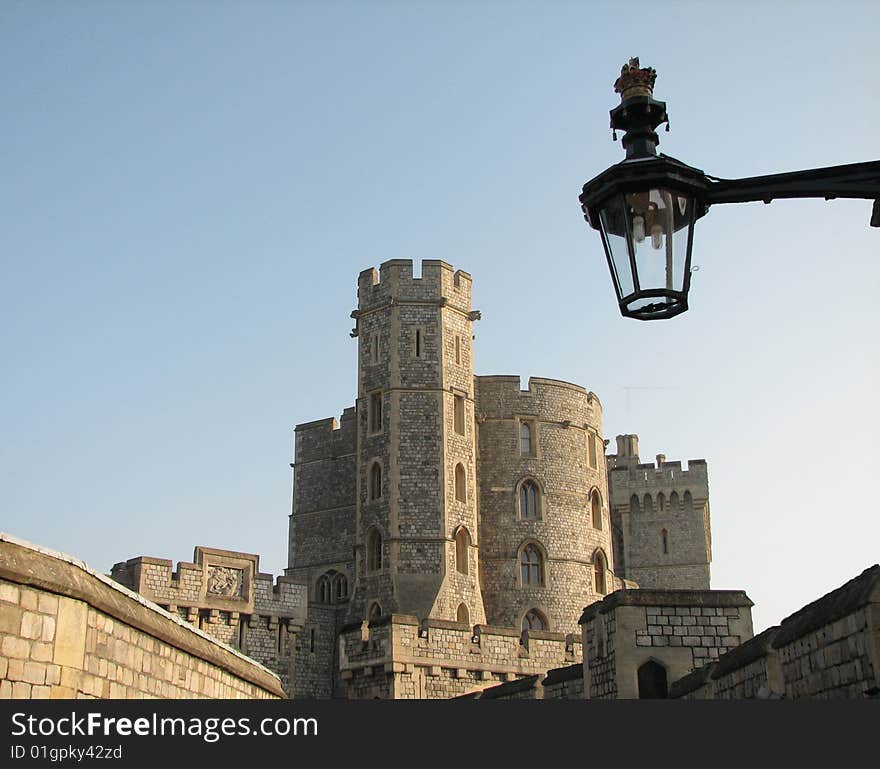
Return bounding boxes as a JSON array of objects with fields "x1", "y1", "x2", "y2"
[
  {"x1": 333, "y1": 573, "x2": 349, "y2": 601},
  {"x1": 367, "y1": 528, "x2": 382, "y2": 572},
  {"x1": 369, "y1": 461, "x2": 382, "y2": 501},
  {"x1": 643, "y1": 494, "x2": 654, "y2": 513},
  {"x1": 630, "y1": 494, "x2": 640, "y2": 514},
  {"x1": 661, "y1": 528, "x2": 669, "y2": 555},
  {"x1": 591, "y1": 489, "x2": 603, "y2": 530},
  {"x1": 520, "y1": 543, "x2": 543, "y2": 586},
  {"x1": 457, "y1": 603, "x2": 469, "y2": 625},
  {"x1": 638, "y1": 660, "x2": 668, "y2": 699},
  {"x1": 520, "y1": 422, "x2": 532, "y2": 455},
  {"x1": 454, "y1": 463, "x2": 467, "y2": 503},
  {"x1": 368, "y1": 602, "x2": 382, "y2": 622},
  {"x1": 316, "y1": 574, "x2": 331, "y2": 604},
  {"x1": 522, "y1": 609, "x2": 547, "y2": 632},
  {"x1": 670, "y1": 491, "x2": 680, "y2": 509},
  {"x1": 594, "y1": 549, "x2": 608, "y2": 595},
  {"x1": 455, "y1": 527, "x2": 470, "y2": 575},
  {"x1": 519, "y1": 480, "x2": 539, "y2": 519},
  {"x1": 683, "y1": 490, "x2": 693, "y2": 510}
]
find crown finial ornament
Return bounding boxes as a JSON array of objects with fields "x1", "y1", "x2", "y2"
[{"x1": 613, "y1": 57, "x2": 657, "y2": 101}]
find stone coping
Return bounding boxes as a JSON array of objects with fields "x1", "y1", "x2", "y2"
[
  {"x1": 524, "y1": 629, "x2": 571, "y2": 643},
  {"x1": 0, "y1": 533, "x2": 285, "y2": 698},
  {"x1": 668, "y1": 662, "x2": 716, "y2": 698},
  {"x1": 579, "y1": 588, "x2": 753, "y2": 624},
  {"x1": 542, "y1": 663, "x2": 582, "y2": 686},
  {"x1": 470, "y1": 674, "x2": 540, "y2": 700},
  {"x1": 710, "y1": 626, "x2": 780, "y2": 679},
  {"x1": 339, "y1": 616, "x2": 561, "y2": 641},
  {"x1": 771, "y1": 564, "x2": 880, "y2": 649},
  {"x1": 422, "y1": 618, "x2": 470, "y2": 632}
]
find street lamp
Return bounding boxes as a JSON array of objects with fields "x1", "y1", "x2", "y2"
[{"x1": 579, "y1": 58, "x2": 880, "y2": 321}]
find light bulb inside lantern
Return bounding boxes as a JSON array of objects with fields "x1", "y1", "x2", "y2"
[
  {"x1": 632, "y1": 215, "x2": 645, "y2": 243},
  {"x1": 650, "y1": 224, "x2": 663, "y2": 250}
]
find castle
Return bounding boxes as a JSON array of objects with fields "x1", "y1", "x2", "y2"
[
  {"x1": 4, "y1": 259, "x2": 878, "y2": 701},
  {"x1": 283, "y1": 258, "x2": 712, "y2": 697}
]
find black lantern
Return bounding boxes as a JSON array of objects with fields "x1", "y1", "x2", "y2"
[{"x1": 580, "y1": 58, "x2": 880, "y2": 320}]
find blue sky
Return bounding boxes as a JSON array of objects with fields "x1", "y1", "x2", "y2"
[{"x1": 2, "y1": 0, "x2": 878, "y2": 635}]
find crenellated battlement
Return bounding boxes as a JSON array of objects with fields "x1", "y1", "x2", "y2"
[
  {"x1": 337, "y1": 613, "x2": 581, "y2": 699},
  {"x1": 608, "y1": 458, "x2": 708, "y2": 488},
  {"x1": 294, "y1": 407, "x2": 357, "y2": 464},
  {"x1": 356, "y1": 259, "x2": 473, "y2": 314},
  {"x1": 475, "y1": 375, "x2": 602, "y2": 425},
  {"x1": 110, "y1": 547, "x2": 307, "y2": 622}
]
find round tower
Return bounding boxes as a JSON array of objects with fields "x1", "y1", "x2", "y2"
[{"x1": 475, "y1": 376, "x2": 613, "y2": 632}]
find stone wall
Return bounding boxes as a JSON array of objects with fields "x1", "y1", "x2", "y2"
[
  {"x1": 607, "y1": 435, "x2": 712, "y2": 590},
  {"x1": 580, "y1": 587, "x2": 754, "y2": 699},
  {"x1": 475, "y1": 375, "x2": 614, "y2": 632},
  {"x1": 288, "y1": 409, "x2": 357, "y2": 578},
  {"x1": 110, "y1": 546, "x2": 306, "y2": 694},
  {"x1": 669, "y1": 565, "x2": 880, "y2": 699},
  {"x1": 0, "y1": 534, "x2": 284, "y2": 699},
  {"x1": 338, "y1": 614, "x2": 580, "y2": 699}
]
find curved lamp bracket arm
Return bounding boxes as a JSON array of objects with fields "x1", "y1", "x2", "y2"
[{"x1": 704, "y1": 160, "x2": 880, "y2": 226}]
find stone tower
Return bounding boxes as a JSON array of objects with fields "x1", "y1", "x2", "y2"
[
  {"x1": 474, "y1": 376, "x2": 616, "y2": 632},
  {"x1": 607, "y1": 434, "x2": 712, "y2": 590},
  {"x1": 286, "y1": 408, "x2": 357, "y2": 697},
  {"x1": 348, "y1": 259, "x2": 486, "y2": 625}
]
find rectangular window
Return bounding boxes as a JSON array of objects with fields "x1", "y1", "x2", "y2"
[
  {"x1": 415, "y1": 328, "x2": 422, "y2": 358},
  {"x1": 454, "y1": 395, "x2": 465, "y2": 435},
  {"x1": 371, "y1": 333, "x2": 379, "y2": 364},
  {"x1": 455, "y1": 335, "x2": 461, "y2": 365},
  {"x1": 588, "y1": 433, "x2": 598, "y2": 469},
  {"x1": 369, "y1": 391, "x2": 382, "y2": 433}
]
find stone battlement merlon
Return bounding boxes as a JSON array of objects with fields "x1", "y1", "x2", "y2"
[
  {"x1": 356, "y1": 259, "x2": 472, "y2": 314},
  {"x1": 294, "y1": 407, "x2": 357, "y2": 464}
]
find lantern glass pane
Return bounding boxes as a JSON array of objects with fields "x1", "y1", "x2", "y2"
[
  {"x1": 624, "y1": 188, "x2": 693, "y2": 296},
  {"x1": 598, "y1": 196, "x2": 634, "y2": 299},
  {"x1": 669, "y1": 192, "x2": 694, "y2": 292}
]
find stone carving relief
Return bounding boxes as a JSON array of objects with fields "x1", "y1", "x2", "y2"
[{"x1": 206, "y1": 565, "x2": 243, "y2": 598}]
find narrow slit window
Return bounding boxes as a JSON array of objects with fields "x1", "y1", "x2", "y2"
[
  {"x1": 369, "y1": 392, "x2": 382, "y2": 433},
  {"x1": 454, "y1": 395, "x2": 465, "y2": 435},
  {"x1": 455, "y1": 335, "x2": 461, "y2": 365},
  {"x1": 454, "y1": 463, "x2": 467, "y2": 503},
  {"x1": 415, "y1": 328, "x2": 422, "y2": 358},
  {"x1": 369, "y1": 462, "x2": 382, "y2": 500}
]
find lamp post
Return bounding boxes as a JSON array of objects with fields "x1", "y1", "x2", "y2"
[{"x1": 579, "y1": 58, "x2": 880, "y2": 321}]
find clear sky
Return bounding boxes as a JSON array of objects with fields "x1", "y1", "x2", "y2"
[{"x1": 2, "y1": 0, "x2": 878, "y2": 636}]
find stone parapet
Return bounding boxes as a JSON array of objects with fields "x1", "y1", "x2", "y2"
[
  {"x1": 0, "y1": 533, "x2": 284, "y2": 699},
  {"x1": 338, "y1": 613, "x2": 580, "y2": 699}
]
